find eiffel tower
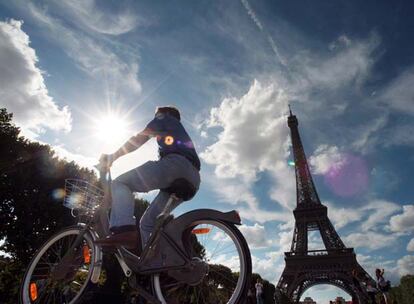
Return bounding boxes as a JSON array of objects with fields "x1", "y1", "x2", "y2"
[{"x1": 275, "y1": 109, "x2": 375, "y2": 304}]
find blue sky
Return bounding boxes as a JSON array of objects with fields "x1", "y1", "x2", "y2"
[{"x1": 1, "y1": 0, "x2": 414, "y2": 302}]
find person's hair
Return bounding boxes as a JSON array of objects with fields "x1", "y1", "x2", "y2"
[{"x1": 155, "y1": 106, "x2": 180, "y2": 121}]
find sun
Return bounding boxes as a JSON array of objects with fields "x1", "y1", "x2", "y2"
[{"x1": 93, "y1": 112, "x2": 132, "y2": 150}]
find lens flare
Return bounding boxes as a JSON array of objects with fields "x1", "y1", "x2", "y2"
[
  {"x1": 324, "y1": 154, "x2": 369, "y2": 197},
  {"x1": 164, "y1": 135, "x2": 174, "y2": 145}
]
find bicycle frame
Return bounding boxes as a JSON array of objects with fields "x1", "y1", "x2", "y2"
[{"x1": 68, "y1": 166, "x2": 242, "y2": 290}]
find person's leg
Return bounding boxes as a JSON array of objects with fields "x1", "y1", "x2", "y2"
[
  {"x1": 139, "y1": 155, "x2": 200, "y2": 247},
  {"x1": 382, "y1": 292, "x2": 388, "y2": 304},
  {"x1": 109, "y1": 160, "x2": 173, "y2": 230},
  {"x1": 140, "y1": 191, "x2": 182, "y2": 247},
  {"x1": 108, "y1": 154, "x2": 199, "y2": 247}
]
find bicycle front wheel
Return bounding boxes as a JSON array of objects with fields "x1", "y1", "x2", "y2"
[
  {"x1": 153, "y1": 219, "x2": 252, "y2": 304},
  {"x1": 20, "y1": 227, "x2": 96, "y2": 304}
]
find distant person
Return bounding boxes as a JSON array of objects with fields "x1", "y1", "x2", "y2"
[
  {"x1": 255, "y1": 279, "x2": 264, "y2": 304},
  {"x1": 375, "y1": 268, "x2": 390, "y2": 304},
  {"x1": 366, "y1": 281, "x2": 378, "y2": 304},
  {"x1": 247, "y1": 287, "x2": 255, "y2": 304}
]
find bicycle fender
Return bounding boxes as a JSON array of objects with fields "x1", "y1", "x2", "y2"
[
  {"x1": 160, "y1": 209, "x2": 241, "y2": 260},
  {"x1": 172, "y1": 209, "x2": 242, "y2": 227},
  {"x1": 85, "y1": 228, "x2": 104, "y2": 284}
]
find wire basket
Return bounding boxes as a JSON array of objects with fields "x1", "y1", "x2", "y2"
[{"x1": 64, "y1": 179, "x2": 104, "y2": 213}]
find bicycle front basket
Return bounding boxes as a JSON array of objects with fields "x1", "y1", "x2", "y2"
[{"x1": 63, "y1": 179, "x2": 104, "y2": 213}]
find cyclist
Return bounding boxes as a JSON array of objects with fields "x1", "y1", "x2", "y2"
[{"x1": 95, "y1": 106, "x2": 201, "y2": 249}]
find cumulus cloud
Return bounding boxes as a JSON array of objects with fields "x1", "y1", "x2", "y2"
[
  {"x1": 251, "y1": 251, "x2": 283, "y2": 283},
  {"x1": 325, "y1": 202, "x2": 362, "y2": 230},
  {"x1": 309, "y1": 145, "x2": 345, "y2": 175},
  {"x1": 407, "y1": 238, "x2": 414, "y2": 252},
  {"x1": 202, "y1": 80, "x2": 289, "y2": 181},
  {"x1": 239, "y1": 223, "x2": 272, "y2": 249},
  {"x1": 343, "y1": 231, "x2": 397, "y2": 250},
  {"x1": 201, "y1": 80, "x2": 296, "y2": 222},
  {"x1": 396, "y1": 255, "x2": 414, "y2": 277},
  {"x1": 0, "y1": 19, "x2": 71, "y2": 138},
  {"x1": 326, "y1": 199, "x2": 399, "y2": 233},
  {"x1": 360, "y1": 200, "x2": 401, "y2": 232},
  {"x1": 389, "y1": 205, "x2": 414, "y2": 233},
  {"x1": 57, "y1": 0, "x2": 138, "y2": 35}
]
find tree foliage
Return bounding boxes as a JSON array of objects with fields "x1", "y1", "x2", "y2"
[
  {"x1": 0, "y1": 108, "x2": 96, "y2": 263},
  {"x1": 248, "y1": 272, "x2": 277, "y2": 304},
  {"x1": 0, "y1": 108, "x2": 150, "y2": 303},
  {"x1": 389, "y1": 275, "x2": 414, "y2": 304}
]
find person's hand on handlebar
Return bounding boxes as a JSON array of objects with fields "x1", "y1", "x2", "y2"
[{"x1": 99, "y1": 153, "x2": 115, "y2": 169}]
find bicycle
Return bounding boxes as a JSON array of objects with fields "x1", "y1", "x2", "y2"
[{"x1": 20, "y1": 165, "x2": 252, "y2": 303}]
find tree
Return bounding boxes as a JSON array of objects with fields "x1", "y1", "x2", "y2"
[
  {"x1": 0, "y1": 108, "x2": 96, "y2": 264},
  {"x1": 249, "y1": 273, "x2": 278, "y2": 304},
  {"x1": 389, "y1": 275, "x2": 414, "y2": 304},
  {"x1": 0, "y1": 108, "x2": 151, "y2": 303}
]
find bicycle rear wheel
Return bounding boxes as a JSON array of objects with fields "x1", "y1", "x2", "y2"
[
  {"x1": 20, "y1": 227, "x2": 96, "y2": 304},
  {"x1": 152, "y1": 219, "x2": 251, "y2": 304}
]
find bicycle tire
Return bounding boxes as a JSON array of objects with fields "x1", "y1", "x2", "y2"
[
  {"x1": 19, "y1": 226, "x2": 97, "y2": 304},
  {"x1": 152, "y1": 219, "x2": 252, "y2": 304}
]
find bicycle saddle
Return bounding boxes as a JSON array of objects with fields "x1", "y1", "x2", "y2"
[{"x1": 163, "y1": 178, "x2": 196, "y2": 201}]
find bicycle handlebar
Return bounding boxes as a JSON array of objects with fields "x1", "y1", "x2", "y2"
[{"x1": 94, "y1": 163, "x2": 112, "y2": 184}]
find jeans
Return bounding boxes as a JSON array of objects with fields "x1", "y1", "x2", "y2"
[
  {"x1": 256, "y1": 294, "x2": 263, "y2": 304},
  {"x1": 109, "y1": 154, "x2": 200, "y2": 247}
]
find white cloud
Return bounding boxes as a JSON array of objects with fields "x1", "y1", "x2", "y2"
[
  {"x1": 309, "y1": 145, "x2": 345, "y2": 175},
  {"x1": 52, "y1": 145, "x2": 96, "y2": 169},
  {"x1": 380, "y1": 67, "x2": 414, "y2": 115},
  {"x1": 201, "y1": 80, "x2": 297, "y2": 222},
  {"x1": 251, "y1": 251, "x2": 283, "y2": 283},
  {"x1": 297, "y1": 34, "x2": 379, "y2": 91},
  {"x1": 0, "y1": 19, "x2": 71, "y2": 137},
  {"x1": 325, "y1": 199, "x2": 400, "y2": 232},
  {"x1": 325, "y1": 202, "x2": 362, "y2": 230},
  {"x1": 28, "y1": 3, "x2": 141, "y2": 97},
  {"x1": 278, "y1": 229, "x2": 293, "y2": 252},
  {"x1": 407, "y1": 238, "x2": 414, "y2": 252},
  {"x1": 389, "y1": 205, "x2": 414, "y2": 233},
  {"x1": 239, "y1": 223, "x2": 271, "y2": 249},
  {"x1": 396, "y1": 255, "x2": 414, "y2": 277},
  {"x1": 57, "y1": 0, "x2": 138, "y2": 35},
  {"x1": 360, "y1": 200, "x2": 401, "y2": 232},
  {"x1": 343, "y1": 231, "x2": 397, "y2": 250},
  {"x1": 201, "y1": 80, "x2": 289, "y2": 181}
]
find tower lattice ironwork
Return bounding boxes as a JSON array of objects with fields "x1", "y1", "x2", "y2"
[{"x1": 275, "y1": 109, "x2": 375, "y2": 304}]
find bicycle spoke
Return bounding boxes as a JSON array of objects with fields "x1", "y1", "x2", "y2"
[
  {"x1": 156, "y1": 220, "x2": 248, "y2": 304},
  {"x1": 22, "y1": 229, "x2": 94, "y2": 304}
]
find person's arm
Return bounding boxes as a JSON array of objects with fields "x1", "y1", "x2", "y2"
[
  {"x1": 99, "y1": 129, "x2": 152, "y2": 167},
  {"x1": 112, "y1": 131, "x2": 151, "y2": 161}
]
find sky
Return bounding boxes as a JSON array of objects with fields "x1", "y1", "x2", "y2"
[{"x1": 1, "y1": 0, "x2": 414, "y2": 302}]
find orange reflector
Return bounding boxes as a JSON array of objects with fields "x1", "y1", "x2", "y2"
[
  {"x1": 192, "y1": 228, "x2": 211, "y2": 235},
  {"x1": 83, "y1": 245, "x2": 91, "y2": 264},
  {"x1": 30, "y1": 282, "x2": 38, "y2": 301}
]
